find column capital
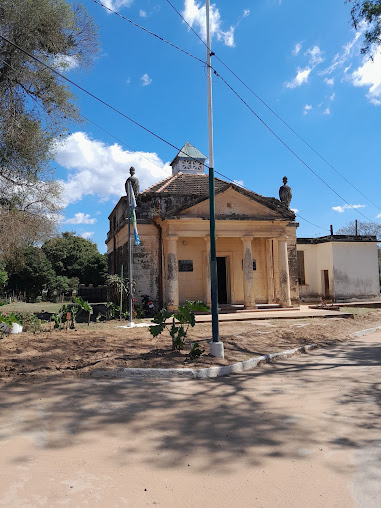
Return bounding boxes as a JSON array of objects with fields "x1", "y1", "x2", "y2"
[
  {"x1": 278, "y1": 236, "x2": 288, "y2": 242},
  {"x1": 241, "y1": 236, "x2": 253, "y2": 244},
  {"x1": 165, "y1": 235, "x2": 179, "y2": 242}
]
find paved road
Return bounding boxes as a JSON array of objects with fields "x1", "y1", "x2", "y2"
[{"x1": 1, "y1": 331, "x2": 380, "y2": 507}]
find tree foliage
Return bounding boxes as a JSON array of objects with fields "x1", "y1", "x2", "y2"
[
  {"x1": 336, "y1": 220, "x2": 381, "y2": 239},
  {"x1": 42, "y1": 232, "x2": 107, "y2": 285},
  {"x1": 0, "y1": 0, "x2": 99, "y2": 184},
  {"x1": 7, "y1": 246, "x2": 56, "y2": 298},
  {"x1": 348, "y1": 1, "x2": 381, "y2": 55}
]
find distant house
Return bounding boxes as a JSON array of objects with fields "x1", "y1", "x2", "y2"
[
  {"x1": 106, "y1": 142, "x2": 300, "y2": 310},
  {"x1": 297, "y1": 235, "x2": 380, "y2": 302}
]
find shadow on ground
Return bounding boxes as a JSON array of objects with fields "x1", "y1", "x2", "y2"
[{"x1": 0, "y1": 338, "x2": 380, "y2": 473}]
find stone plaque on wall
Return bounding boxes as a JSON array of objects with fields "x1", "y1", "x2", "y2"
[{"x1": 178, "y1": 260, "x2": 193, "y2": 272}]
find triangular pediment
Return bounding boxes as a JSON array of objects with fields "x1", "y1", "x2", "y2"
[{"x1": 176, "y1": 186, "x2": 290, "y2": 219}]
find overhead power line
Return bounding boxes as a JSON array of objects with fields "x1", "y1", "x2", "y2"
[
  {"x1": 89, "y1": 0, "x2": 206, "y2": 66},
  {"x1": 0, "y1": 35, "x2": 334, "y2": 233},
  {"x1": 163, "y1": 0, "x2": 381, "y2": 214},
  {"x1": 89, "y1": 0, "x2": 380, "y2": 225}
]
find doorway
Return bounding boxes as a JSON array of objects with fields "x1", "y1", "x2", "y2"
[
  {"x1": 217, "y1": 257, "x2": 228, "y2": 304},
  {"x1": 322, "y1": 270, "x2": 330, "y2": 299}
]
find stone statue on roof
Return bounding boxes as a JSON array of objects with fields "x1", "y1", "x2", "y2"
[
  {"x1": 279, "y1": 176, "x2": 292, "y2": 208},
  {"x1": 125, "y1": 166, "x2": 140, "y2": 198}
]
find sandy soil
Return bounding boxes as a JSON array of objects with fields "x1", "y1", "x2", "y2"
[{"x1": 1, "y1": 308, "x2": 381, "y2": 384}]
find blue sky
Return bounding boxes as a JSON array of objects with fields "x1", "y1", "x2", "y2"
[{"x1": 53, "y1": 0, "x2": 381, "y2": 253}]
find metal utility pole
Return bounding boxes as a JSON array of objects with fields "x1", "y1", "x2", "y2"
[{"x1": 206, "y1": 0, "x2": 223, "y2": 358}]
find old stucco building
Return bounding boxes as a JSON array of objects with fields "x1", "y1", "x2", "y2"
[
  {"x1": 297, "y1": 235, "x2": 380, "y2": 301},
  {"x1": 106, "y1": 142, "x2": 299, "y2": 310}
]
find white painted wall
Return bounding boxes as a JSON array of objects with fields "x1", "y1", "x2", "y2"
[
  {"x1": 298, "y1": 243, "x2": 334, "y2": 300},
  {"x1": 297, "y1": 241, "x2": 379, "y2": 301},
  {"x1": 332, "y1": 243, "x2": 379, "y2": 300}
]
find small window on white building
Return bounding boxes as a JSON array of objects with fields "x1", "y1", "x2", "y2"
[{"x1": 297, "y1": 251, "x2": 305, "y2": 285}]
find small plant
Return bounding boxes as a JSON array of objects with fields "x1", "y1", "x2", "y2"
[
  {"x1": 73, "y1": 296, "x2": 93, "y2": 326},
  {"x1": 149, "y1": 301, "x2": 209, "y2": 351},
  {"x1": 188, "y1": 342, "x2": 205, "y2": 361},
  {"x1": 13, "y1": 312, "x2": 41, "y2": 333}
]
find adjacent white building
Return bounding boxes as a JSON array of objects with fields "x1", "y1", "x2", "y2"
[{"x1": 297, "y1": 235, "x2": 380, "y2": 302}]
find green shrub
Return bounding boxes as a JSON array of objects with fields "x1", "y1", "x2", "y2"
[{"x1": 149, "y1": 301, "x2": 209, "y2": 351}]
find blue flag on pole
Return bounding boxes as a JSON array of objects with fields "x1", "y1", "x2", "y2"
[{"x1": 130, "y1": 183, "x2": 140, "y2": 246}]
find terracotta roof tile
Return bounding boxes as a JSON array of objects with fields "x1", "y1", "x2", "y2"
[{"x1": 141, "y1": 173, "x2": 228, "y2": 196}]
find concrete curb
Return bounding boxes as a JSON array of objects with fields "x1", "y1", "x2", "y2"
[
  {"x1": 348, "y1": 325, "x2": 381, "y2": 338},
  {"x1": 92, "y1": 344, "x2": 318, "y2": 380},
  {"x1": 91, "y1": 325, "x2": 381, "y2": 380}
]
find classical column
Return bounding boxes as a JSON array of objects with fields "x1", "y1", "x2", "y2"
[
  {"x1": 266, "y1": 238, "x2": 276, "y2": 304},
  {"x1": 204, "y1": 236, "x2": 211, "y2": 308},
  {"x1": 278, "y1": 237, "x2": 292, "y2": 307},
  {"x1": 165, "y1": 235, "x2": 179, "y2": 311},
  {"x1": 241, "y1": 236, "x2": 256, "y2": 309}
]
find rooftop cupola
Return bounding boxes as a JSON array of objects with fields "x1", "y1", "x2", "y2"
[{"x1": 170, "y1": 141, "x2": 207, "y2": 176}]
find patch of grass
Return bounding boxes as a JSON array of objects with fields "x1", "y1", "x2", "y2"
[{"x1": 0, "y1": 301, "x2": 68, "y2": 314}]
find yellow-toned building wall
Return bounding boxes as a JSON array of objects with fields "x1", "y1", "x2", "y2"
[{"x1": 177, "y1": 237, "x2": 205, "y2": 304}]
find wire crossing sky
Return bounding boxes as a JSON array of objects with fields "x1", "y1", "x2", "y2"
[{"x1": 15, "y1": 0, "x2": 380, "y2": 251}]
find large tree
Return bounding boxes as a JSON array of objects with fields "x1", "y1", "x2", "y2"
[
  {"x1": 336, "y1": 220, "x2": 381, "y2": 238},
  {"x1": 7, "y1": 246, "x2": 56, "y2": 299},
  {"x1": 0, "y1": 0, "x2": 99, "y2": 184},
  {"x1": 348, "y1": 1, "x2": 381, "y2": 55},
  {"x1": 42, "y1": 232, "x2": 107, "y2": 285}
]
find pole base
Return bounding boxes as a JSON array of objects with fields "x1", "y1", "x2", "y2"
[
  {"x1": 209, "y1": 341, "x2": 224, "y2": 359},
  {"x1": 126, "y1": 321, "x2": 135, "y2": 328}
]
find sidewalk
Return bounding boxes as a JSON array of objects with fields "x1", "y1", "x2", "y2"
[{"x1": 195, "y1": 304, "x2": 354, "y2": 323}]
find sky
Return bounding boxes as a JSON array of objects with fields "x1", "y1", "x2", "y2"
[{"x1": 53, "y1": 0, "x2": 381, "y2": 253}]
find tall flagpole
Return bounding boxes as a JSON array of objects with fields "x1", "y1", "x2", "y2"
[
  {"x1": 127, "y1": 181, "x2": 133, "y2": 327},
  {"x1": 206, "y1": 0, "x2": 224, "y2": 358}
]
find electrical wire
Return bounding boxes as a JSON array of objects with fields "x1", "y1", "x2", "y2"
[
  {"x1": 89, "y1": 0, "x2": 206, "y2": 66},
  {"x1": 163, "y1": 0, "x2": 381, "y2": 213},
  {"x1": 89, "y1": 0, "x2": 380, "y2": 225},
  {"x1": 0, "y1": 35, "x2": 331, "y2": 232}
]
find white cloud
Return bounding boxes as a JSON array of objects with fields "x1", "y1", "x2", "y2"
[
  {"x1": 320, "y1": 27, "x2": 364, "y2": 76},
  {"x1": 329, "y1": 92, "x2": 336, "y2": 101},
  {"x1": 303, "y1": 104, "x2": 312, "y2": 115},
  {"x1": 377, "y1": 213, "x2": 381, "y2": 218},
  {"x1": 285, "y1": 45, "x2": 323, "y2": 89},
  {"x1": 292, "y1": 42, "x2": 302, "y2": 56},
  {"x1": 323, "y1": 107, "x2": 331, "y2": 115},
  {"x1": 242, "y1": 9, "x2": 250, "y2": 18},
  {"x1": 233, "y1": 179, "x2": 244, "y2": 187},
  {"x1": 324, "y1": 77, "x2": 335, "y2": 86},
  {"x1": 141, "y1": 73, "x2": 152, "y2": 86},
  {"x1": 285, "y1": 67, "x2": 311, "y2": 88},
  {"x1": 126, "y1": 77, "x2": 131, "y2": 85},
  {"x1": 306, "y1": 45, "x2": 324, "y2": 66},
  {"x1": 54, "y1": 132, "x2": 171, "y2": 206},
  {"x1": 291, "y1": 208, "x2": 299, "y2": 214},
  {"x1": 102, "y1": 0, "x2": 134, "y2": 10},
  {"x1": 182, "y1": 0, "x2": 236, "y2": 47},
  {"x1": 64, "y1": 213, "x2": 97, "y2": 225},
  {"x1": 139, "y1": 9, "x2": 147, "y2": 17},
  {"x1": 351, "y1": 47, "x2": 381, "y2": 105},
  {"x1": 53, "y1": 55, "x2": 79, "y2": 71},
  {"x1": 332, "y1": 204, "x2": 365, "y2": 213},
  {"x1": 81, "y1": 232, "x2": 95, "y2": 240}
]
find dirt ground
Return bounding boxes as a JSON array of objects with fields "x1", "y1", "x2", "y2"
[{"x1": 1, "y1": 307, "x2": 380, "y2": 384}]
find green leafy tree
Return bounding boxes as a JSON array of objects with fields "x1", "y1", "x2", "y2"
[
  {"x1": 347, "y1": 1, "x2": 381, "y2": 55},
  {"x1": 42, "y1": 232, "x2": 107, "y2": 285},
  {"x1": 0, "y1": 0, "x2": 99, "y2": 185},
  {"x1": 0, "y1": 263, "x2": 8, "y2": 294},
  {"x1": 7, "y1": 246, "x2": 56, "y2": 298}
]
